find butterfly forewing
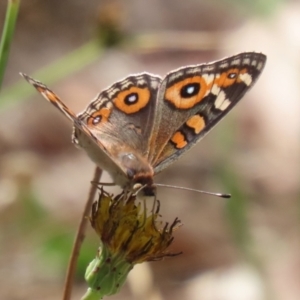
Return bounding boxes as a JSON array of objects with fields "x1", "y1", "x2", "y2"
[
  {"x1": 20, "y1": 73, "x2": 80, "y2": 123},
  {"x1": 150, "y1": 52, "x2": 267, "y2": 173}
]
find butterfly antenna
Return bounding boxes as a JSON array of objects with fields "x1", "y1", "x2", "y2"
[{"x1": 154, "y1": 183, "x2": 231, "y2": 199}]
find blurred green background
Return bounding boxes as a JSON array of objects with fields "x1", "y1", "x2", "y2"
[{"x1": 0, "y1": 0, "x2": 299, "y2": 299}]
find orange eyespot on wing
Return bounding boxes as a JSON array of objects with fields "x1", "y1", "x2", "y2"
[
  {"x1": 165, "y1": 76, "x2": 209, "y2": 109},
  {"x1": 113, "y1": 86, "x2": 150, "y2": 114},
  {"x1": 215, "y1": 68, "x2": 251, "y2": 88},
  {"x1": 87, "y1": 107, "x2": 112, "y2": 126}
]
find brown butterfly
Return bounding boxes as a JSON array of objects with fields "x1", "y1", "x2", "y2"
[{"x1": 21, "y1": 52, "x2": 266, "y2": 196}]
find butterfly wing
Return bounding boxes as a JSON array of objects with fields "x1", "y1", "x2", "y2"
[
  {"x1": 148, "y1": 52, "x2": 267, "y2": 173},
  {"x1": 21, "y1": 73, "x2": 133, "y2": 184},
  {"x1": 76, "y1": 73, "x2": 161, "y2": 157},
  {"x1": 75, "y1": 73, "x2": 162, "y2": 186},
  {"x1": 21, "y1": 73, "x2": 80, "y2": 123},
  {"x1": 21, "y1": 73, "x2": 161, "y2": 187}
]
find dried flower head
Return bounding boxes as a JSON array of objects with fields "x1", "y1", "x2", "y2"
[{"x1": 82, "y1": 189, "x2": 181, "y2": 299}]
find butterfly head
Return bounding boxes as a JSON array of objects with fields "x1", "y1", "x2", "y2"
[{"x1": 119, "y1": 152, "x2": 156, "y2": 196}]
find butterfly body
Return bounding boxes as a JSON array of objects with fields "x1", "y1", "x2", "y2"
[
  {"x1": 75, "y1": 127, "x2": 155, "y2": 191},
  {"x1": 21, "y1": 52, "x2": 266, "y2": 196}
]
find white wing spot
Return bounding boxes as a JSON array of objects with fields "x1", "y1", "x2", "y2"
[
  {"x1": 107, "y1": 87, "x2": 119, "y2": 98},
  {"x1": 137, "y1": 78, "x2": 146, "y2": 85},
  {"x1": 202, "y1": 73, "x2": 215, "y2": 85},
  {"x1": 203, "y1": 65, "x2": 215, "y2": 72},
  {"x1": 186, "y1": 67, "x2": 201, "y2": 74},
  {"x1": 169, "y1": 71, "x2": 184, "y2": 82},
  {"x1": 214, "y1": 91, "x2": 231, "y2": 111},
  {"x1": 220, "y1": 62, "x2": 229, "y2": 68},
  {"x1": 257, "y1": 62, "x2": 264, "y2": 70},
  {"x1": 231, "y1": 59, "x2": 241, "y2": 65},
  {"x1": 242, "y1": 58, "x2": 250, "y2": 65},
  {"x1": 211, "y1": 84, "x2": 220, "y2": 95},
  {"x1": 106, "y1": 102, "x2": 113, "y2": 109},
  {"x1": 121, "y1": 81, "x2": 132, "y2": 89},
  {"x1": 239, "y1": 73, "x2": 252, "y2": 86},
  {"x1": 151, "y1": 80, "x2": 159, "y2": 89}
]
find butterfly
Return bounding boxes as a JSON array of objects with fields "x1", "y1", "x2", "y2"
[{"x1": 21, "y1": 52, "x2": 266, "y2": 196}]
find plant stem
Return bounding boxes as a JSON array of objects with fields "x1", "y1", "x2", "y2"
[
  {"x1": 0, "y1": 0, "x2": 20, "y2": 90},
  {"x1": 62, "y1": 166, "x2": 102, "y2": 300}
]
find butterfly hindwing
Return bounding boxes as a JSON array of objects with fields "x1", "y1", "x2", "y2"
[
  {"x1": 20, "y1": 73, "x2": 134, "y2": 182},
  {"x1": 76, "y1": 73, "x2": 162, "y2": 157}
]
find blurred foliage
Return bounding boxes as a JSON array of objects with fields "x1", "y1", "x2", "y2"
[
  {"x1": 0, "y1": 1, "x2": 126, "y2": 110},
  {"x1": 0, "y1": 183, "x2": 99, "y2": 279},
  {"x1": 0, "y1": 0, "x2": 20, "y2": 90},
  {"x1": 0, "y1": 40, "x2": 104, "y2": 110},
  {"x1": 222, "y1": 0, "x2": 283, "y2": 16},
  {"x1": 213, "y1": 117, "x2": 252, "y2": 256},
  {"x1": 95, "y1": 1, "x2": 125, "y2": 47},
  {"x1": 41, "y1": 227, "x2": 99, "y2": 278}
]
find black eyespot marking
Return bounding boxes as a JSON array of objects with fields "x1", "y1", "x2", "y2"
[
  {"x1": 93, "y1": 116, "x2": 101, "y2": 125},
  {"x1": 228, "y1": 73, "x2": 237, "y2": 79},
  {"x1": 180, "y1": 83, "x2": 200, "y2": 98},
  {"x1": 124, "y1": 93, "x2": 138, "y2": 105}
]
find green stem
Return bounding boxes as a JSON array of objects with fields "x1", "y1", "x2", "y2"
[
  {"x1": 81, "y1": 288, "x2": 103, "y2": 300},
  {"x1": 0, "y1": 0, "x2": 20, "y2": 90}
]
